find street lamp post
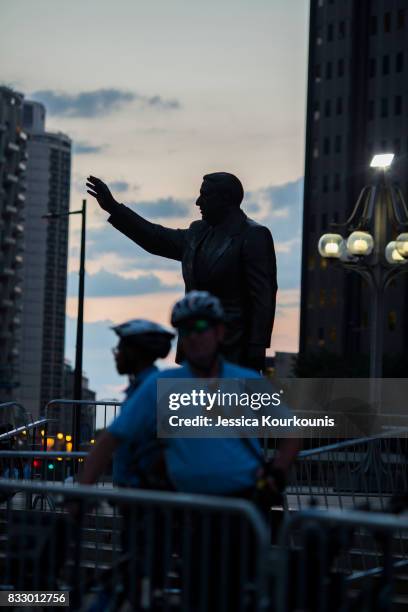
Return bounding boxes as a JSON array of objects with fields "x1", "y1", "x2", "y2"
[
  {"x1": 43, "y1": 199, "x2": 87, "y2": 451},
  {"x1": 317, "y1": 154, "x2": 408, "y2": 491},
  {"x1": 318, "y1": 154, "x2": 408, "y2": 382}
]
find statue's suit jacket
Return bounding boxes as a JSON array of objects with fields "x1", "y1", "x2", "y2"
[{"x1": 108, "y1": 204, "x2": 277, "y2": 365}]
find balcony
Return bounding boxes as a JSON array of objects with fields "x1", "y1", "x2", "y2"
[
  {"x1": 4, "y1": 173, "x2": 18, "y2": 185},
  {"x1": 17, "y1": 162, "x2": 26, "y2": 174},
  {"x1": 4, "y1": 205, "x2": 18, "y2": 216},
  {"x1": 3, "y1": 236, "x2": 16, "y2": 247},
  {"x1": 0, "y1": 267, "x2": 15, "y2": 278},
  {"x1": 0, "y1": 299, "x2": 13, "y2": 309},
  {"x1": 14, "y1": 255, "x2": 23, "y2": 267},
  {"x1": 7, "y1": 142, "x2": 19, "y2": 154},
  {"x1": 16, "y1": 193, "x2": 25, "y2": 204}
]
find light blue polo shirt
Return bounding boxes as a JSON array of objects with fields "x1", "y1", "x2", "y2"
[
  {"x1": 112, "y1": 365, "x2": 158, "y2": 487},
  {"x1": 108, "y1": 360, "x2": 263, "y2": 494}
]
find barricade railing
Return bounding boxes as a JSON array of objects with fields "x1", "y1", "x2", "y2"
[
  {"x1": 0, "y1": 479, "x2": 270, "y2": 611},
  {"x1": 45, "y1": 399, "x2": 121, "y2": 450},
  {"x1": 274, "y1": 508, "x2": 408, "y2": 612},
  {"x1": 285, "y1": 428, "x2": 408, "y2": 512}
]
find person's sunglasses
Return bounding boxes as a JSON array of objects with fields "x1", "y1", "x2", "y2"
[{"x1": 178, "y1": 319, "x2": 214, "y2": 337}]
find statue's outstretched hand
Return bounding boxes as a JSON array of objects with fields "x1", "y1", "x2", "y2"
[{"x1": 86, "y1": 176, "x2": 119, "y2": 214}]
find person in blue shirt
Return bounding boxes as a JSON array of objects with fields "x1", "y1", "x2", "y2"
[
  {"x1": 81, "y1": 291, "x2": 297, "y2": 495},
  {"x1": 109, "y1": 319, "x2": 174, "y2": 488},
  {"x1": 80, "y1": 292, "x2": 298, "y2": 611}
]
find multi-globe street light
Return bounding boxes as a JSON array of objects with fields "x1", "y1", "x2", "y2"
[
  {"x1": 318, "y1": 154, "x2": 408, "y2": 380},
  {"x1": 318, "y1": 154, "x2": 408, "y2": 489}
]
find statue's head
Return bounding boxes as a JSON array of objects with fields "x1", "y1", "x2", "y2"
[{"x1": 196, "y1": 172, "x2": 244, "y2": 225}]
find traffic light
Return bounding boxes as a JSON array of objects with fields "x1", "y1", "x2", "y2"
[{"x1": 47, "y1": 462, "x2": 54, "y2": 471}]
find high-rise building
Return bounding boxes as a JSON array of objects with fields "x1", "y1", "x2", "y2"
[
  {"x1": 0, "y1": 86, "x2": 27, "y2": 398},
  {"x1": 300, "y1": 1, "x2": 408, "y2": 363},
  {"x1": 17, "y1": 100, "x2": 71, "y2": 417}
]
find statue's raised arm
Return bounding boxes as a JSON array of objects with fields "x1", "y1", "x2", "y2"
[{"x1": 86, "y1": 175, "x2": 186, "y2": 261}]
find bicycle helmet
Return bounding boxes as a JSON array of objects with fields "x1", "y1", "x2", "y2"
[
  {"x1": 171, "y1": 291, "x2": 225, "y2": 328},
  {"x1": 112, "y1": 319, "x2": 174, "y2": 359}
]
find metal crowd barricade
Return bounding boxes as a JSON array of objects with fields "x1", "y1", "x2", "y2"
[
  {"x1": 285, "y1": 428, "x2": 408, "y2": 512},
  {"x1": 274, "y1": 508, "x2": 408, "y2": 612},
  {"x1": 0, "y1": 479, "x2": 270, "y2": 611},
  {"x1": 45, "y1": 399, "x2": 121, "y2": 449}
]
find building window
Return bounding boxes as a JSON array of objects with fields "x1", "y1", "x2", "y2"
[
  {"x1": 388, "y1": 311, "x2": 397, "y2": 331},
  {"x1": 319, "y1": 290, "x2": 326, "y2": 307},
  {"x1": 323, "y1": 137, "x2": 330, "y2": 155},
  {"x1": 369, "y1": 58, "x2": 376, "y2": 77},
  {"x1": 324, "y1": 99, "x2": 331, "y2": 117},
  {"x1": 381, "y1": 98, "x2": 388, "y2": 117},
  {"x1": 335, "y1": 134, "x2": 342, "y2": 153},
  {"x1": 323, "y1": 175, "x2": 329, "y2": 193},
  {"x1": 395, "y1": 95, "x2": 402, "y2": 116},
  {"x1": 313, "y1": 140, "x2": 319, "y2": 158},
  {"x1": 318, "y1": 327, "x2": 325, "y2": 344},
  {"x1": 320, "y1": 258, "x2": 328, "y2": 270},
  {"x1": 338, "y1": 58, "x2": 344, "y2": 77},
  {"x1": 334, "y1": 173, "x2": 341, "y2": 191},
  {"x1": 384, "y1": 12, "x2": 391, "y2": 33},
  {"x1": 308, "y1": 255, "x2": 316, "y2": 270},
  {"x1": 336, "y1": 97, "x2": 343, "y2": 114},
  {"x1": 326, "y1": 62, "x2": 332, "y2": 79},
  {"x1": 329, "y1": 327, "x2": 337, "y2": 342},
  {"x1": 382, "y1": 55, "x2": 390, "y2": 75},
  {"x1": 331, "y1": 288, "x2": 337, "y2": 305},
  {"x1": 338, "y1": 21, "x2": 346, "y2": 39},
  {"x1": 314, "y1": 64, "x2": 321, "y2": 82},
  {"x1": 313, "y1": 100, "x2": 320, "y2": 121},
  {"x1": 318, "y1": 0, "x2": 324, "y2": 7},
  {"x1": 370, "y1": 15, "x2": 377, "y2": 35},
  {"x1": 321, "y1": 213, "x2": 327, "y2": 229},
  {"x1": 310, "y1": 213, "x2": 316, "y2": 231},
  {"x1": 397, "y1": 9, "x2": 405, "y2": 29},
  {"x1": 368, "y1": 100, "x2": 375, "y2": 120},
  {"x1": 396, "y1": 52, "x2": 404, "y2": 73},
  {"x1": 327, "y1": 23, "x2": 333, "y2": 41}
]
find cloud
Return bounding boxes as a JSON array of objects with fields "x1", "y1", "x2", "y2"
[
  {"x1": 74, "y1": 141, "x2": 107, "y2": 154},
  {"x1": 110, "y1": 181, "x2": 131, "y2": 193},
  {"x1": 245, "y1": 177, "x2": 303, "y2": 292},
  {"x1": 131, "y1": 197, "x2": 189, "y2": 218},
  {"x1": 30, "y1": 88, "x2": 181, "y2": 118},
  {"x1": 68, "y1": 268, "x2": 183, "y2": 297}
]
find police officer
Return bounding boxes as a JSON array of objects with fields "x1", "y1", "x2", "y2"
[{"x1": 110, "y1": 319, "x2": 174, "y2": 487}]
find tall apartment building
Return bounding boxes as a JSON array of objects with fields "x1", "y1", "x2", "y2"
[
  {"x1": 300, "y1": 0, "x2": 408, "y2": 362},
  {"x1": 17, "y1": 101, "x2": 71, "y2": 417},
  {"x1": 0, "y1": 87, "x2": 27, "y2": 398}
]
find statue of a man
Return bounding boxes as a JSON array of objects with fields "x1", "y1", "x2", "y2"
[{"x1": 86, "y1": 172, "x2": 277, "y2": 371}]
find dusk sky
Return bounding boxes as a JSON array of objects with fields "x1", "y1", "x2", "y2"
[{"x1": 1, "y1": 1, "x2": 309, "y2": 399}]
